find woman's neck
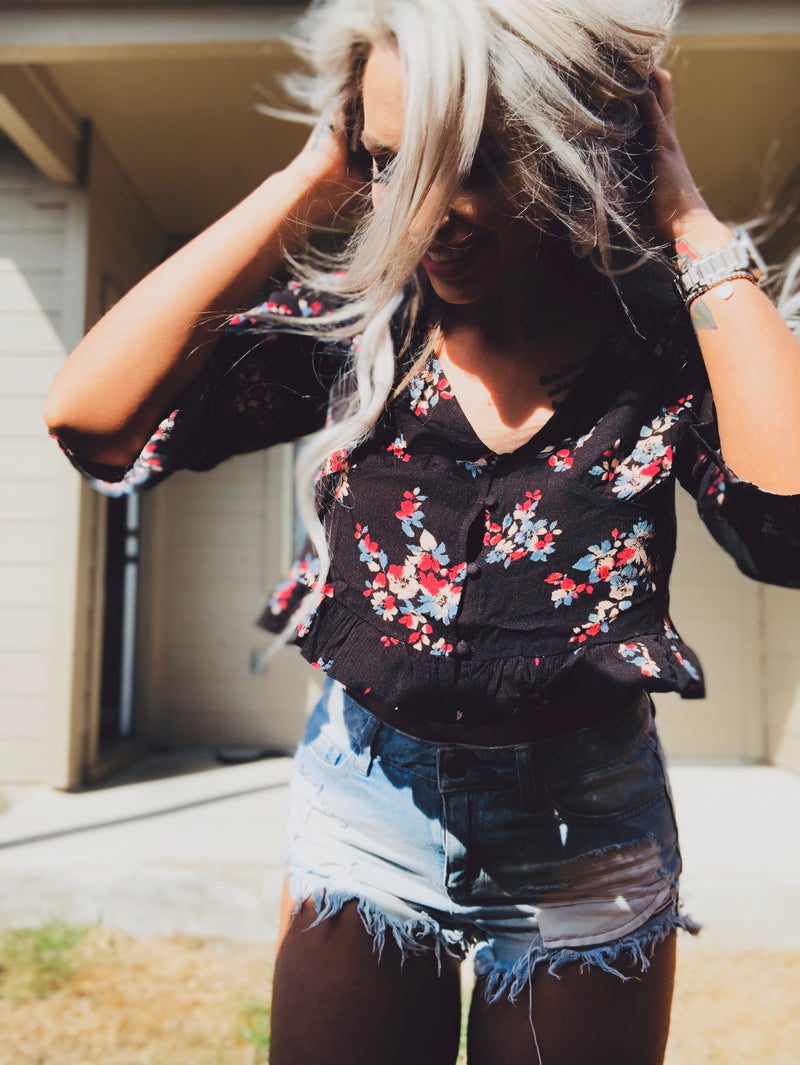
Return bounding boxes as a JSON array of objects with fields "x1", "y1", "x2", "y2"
[
  {"x1": 436, "y1": 242, "x2": 617, "y2": 374},
  {"x1": 438, "y1": 238, "x2": 605, "y2": 362},
  {"x1": 426, "y1": 243, "x2": 623, "y2": 453}
]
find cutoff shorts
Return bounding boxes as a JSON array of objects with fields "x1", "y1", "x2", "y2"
[{"x1": 285, "y1": 678, "x2": 698, "y2": 1001}]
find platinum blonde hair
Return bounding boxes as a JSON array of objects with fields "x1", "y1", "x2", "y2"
[{"x1": 254, "y1": 0, "x2": 676, "y2": 637}]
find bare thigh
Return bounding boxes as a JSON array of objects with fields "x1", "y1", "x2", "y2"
[
  {"x1": 271, "y1": 878, "x2": 463, "y2": 1065},
  {"x1": 467, "y1": 932, "x2": 676, "y2": 1065}
]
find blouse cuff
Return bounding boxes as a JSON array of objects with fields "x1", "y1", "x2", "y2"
[
  {"x1": 51, "y1": 371, "x2": 209, "y2": 498},
  {"x1": 690, "y1": 421, "x2": 800, "y2": 587}
]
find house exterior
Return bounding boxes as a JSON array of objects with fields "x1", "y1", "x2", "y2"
[{"x1": 1, "y1": 0, "x2": 799, "y2": 788}]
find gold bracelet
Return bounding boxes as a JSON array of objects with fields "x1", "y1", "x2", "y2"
[{"x1": 683, "y1": 271, "x2": 759, "y2": 307}]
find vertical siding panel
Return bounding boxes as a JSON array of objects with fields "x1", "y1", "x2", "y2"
[
  {"x1": 762, "y1": 585, "x2": 800, "y2": 773},
  {"x1": 0, "y1": 142, "x2": 67, "y2": 781},
  {"x1": 654, "y1": 489, "x2": 764, "y2": 762}
]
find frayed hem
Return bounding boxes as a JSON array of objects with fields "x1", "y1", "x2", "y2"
[
  {"x1": 475, "y1": 905, "x2": 701, "y2": 1005},
  {"x1": 287, "y1": 874, "x2": 470, "y2": 972}
]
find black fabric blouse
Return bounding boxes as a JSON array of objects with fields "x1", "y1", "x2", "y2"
[{"x1": 56, "y1": 279, "x2": 800, "y2": 726}]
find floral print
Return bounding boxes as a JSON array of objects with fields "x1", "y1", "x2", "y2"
[
  {"x1": 618, "y1": 642, "x2": 661, "y2": 677},
  {"x1": 386, "y1": 434, "x2": 411, "y2": 462},
  {"x1": 544, "y1": 521, "x2": 656, "y2": 643},
  {"x1": 547, "y1": 448, "x2": 574, "y2": 473},
  {"x1": 664, "y1": 623, "x2": 701, "y2": 681},
  {"x1": 588, "y1": 441, "x2": 621, "y2": 483},
  {"x1": 317, "y1": 445, "x2": 353, "y2": 502},
  {"x1": 59, "y1": 287, "x2": 800, "y2": 724},
  {"x1": 592, "y1": 398, "x2": 694, "y2": 499},
  {"x1": 408, "y1": 356, "x2": 454, "y2": 416},
  {"x1": 484, "y1": 490, "x2": 562, "y2": 567},
  {"x1": 457, "y1": 454, "x2": 494, "y2": 478},
  {"x1": 355, "y1": 488, "x2": 466, "y2": 653}
]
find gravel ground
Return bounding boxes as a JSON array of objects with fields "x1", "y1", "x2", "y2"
[{"x1": 0, "y1": 927, "x2": 798, "y2": 1065}]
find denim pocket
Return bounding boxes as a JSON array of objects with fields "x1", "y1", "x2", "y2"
[
  {"x1": 543, "y1": 731, "x2": 666, "y2": 822},
  {"x1": 297, "y1": 700, "x2": 356, "y2": 778}
]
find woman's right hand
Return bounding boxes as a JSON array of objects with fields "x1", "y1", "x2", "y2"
[{"x1": 283, "y1": 117, "x2": 369, "y2": 230}]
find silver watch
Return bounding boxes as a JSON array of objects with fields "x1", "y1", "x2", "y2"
[{"x1": 675, "y1": 228, "x2": 767, "y2": 305}]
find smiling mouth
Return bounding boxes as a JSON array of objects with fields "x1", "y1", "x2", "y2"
[{"x1": 424, "y1": 230, "x2": 491, "y2": 264}]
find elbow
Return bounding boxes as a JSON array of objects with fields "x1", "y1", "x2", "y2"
[
  {"x1": 43, "y1": 386, "x2": 73, "y2": 439},
  {"x1": 43, "y1": 392, "x2": 145, "y2": 469}
]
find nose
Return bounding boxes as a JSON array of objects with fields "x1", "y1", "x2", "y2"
[{"x1": 436, "y1": 194, "x2": 474, "y2": 242}]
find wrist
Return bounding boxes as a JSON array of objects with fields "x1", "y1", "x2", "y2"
[
  {"x1": 250, "y1": 164, "x2": 330, "y2": 246},
  {"x1": 279, "y1": 151, "x2": 353, "y2": 231},
  {"x1": 673, "y1": 226, "x2": 767, "y2": 308},
  {"x1": 668, "y1": 209, "x2": 733, "y2": 257}
]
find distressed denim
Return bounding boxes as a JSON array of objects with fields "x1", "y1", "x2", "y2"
[{"x1": 285, "y1": 679, "x2": 699, "y2": 1001}]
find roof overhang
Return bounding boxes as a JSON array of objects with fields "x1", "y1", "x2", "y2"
[{"x1": 0, "y1": 2, "x2": 797, "y2": 241}]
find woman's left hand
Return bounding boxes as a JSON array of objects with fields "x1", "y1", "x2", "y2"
[{"x1": 638, "y1": 67, "x2": 731, "y2": 251}]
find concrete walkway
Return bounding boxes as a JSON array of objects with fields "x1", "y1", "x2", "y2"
[{"x1": 0, "y1": 753, "x2": 798, "y2": 950}]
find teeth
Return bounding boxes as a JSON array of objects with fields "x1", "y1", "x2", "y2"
[
  {"x1": 426, "y1": 232, "x2": 487, "y2": 263},
  {"x1": 427, "y1": 245, "x2": 474, "y2": 263}
]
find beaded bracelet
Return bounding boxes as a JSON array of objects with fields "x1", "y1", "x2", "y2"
[{"x1": 682, "y1": 270, "x2": 760, "y2": 307}]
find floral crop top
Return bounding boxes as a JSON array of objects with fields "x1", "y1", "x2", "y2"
[{"x1": 56, "y1": 281, "x2": 800, "y2": 726}]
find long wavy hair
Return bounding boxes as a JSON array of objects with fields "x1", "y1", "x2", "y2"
[{"x1": 244, "y1": 0, "x2": 785, "y2": 640}]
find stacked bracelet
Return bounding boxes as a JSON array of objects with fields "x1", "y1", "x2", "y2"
[
  {"x1": 674, "y1": 228, "x2": 766, "y2": 308},
  {"x1": 681, "y1": 270, "x2": 760, "y2": 306}
]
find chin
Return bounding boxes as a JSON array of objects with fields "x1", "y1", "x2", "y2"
[{"x1": 427, "y1": 276, "x2": 504, "y2": 306}]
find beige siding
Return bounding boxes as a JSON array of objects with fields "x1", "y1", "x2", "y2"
[
  {"x1": 73, "y1": 131, "x2": 165, "y2": 777},
  {"x1": 0, "y1": 128, "x2": 164, "y2": 786},
  {"x1": 654, "y1": 489, "x2": 765, "y2": 762},
  {"x1": 0, "y1": 141, "x2": 67, "y2": 781},
  {"x1": 140, "y1": 445, "x2": 320, "y2": 751},
  {"x1": 762, "y1": 585, "x2": 800, "y2": 772}
]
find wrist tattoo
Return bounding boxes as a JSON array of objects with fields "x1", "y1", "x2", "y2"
[{"x1": 690, "y1": 298, "x2": 718, "y2": 331}]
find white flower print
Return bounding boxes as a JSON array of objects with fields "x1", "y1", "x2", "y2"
[
  {"x1": 408, "y1": 356, "x2": 454, "y2": 417},
  {"x1": 593, "y1": 397, "x2": 693, "y2": 500},
  {"x1": 355, "y1": 503, "x2": 465, "y2": 653},
  {"x1": 484, "y1": 490, "x2": 562, "y2": 567},
  {"x1": 618, "y1": 642, "x2": 661, "y2": 678},
  {"x1": 545, "y1": 520, "x2": 656, "y2": 643}
]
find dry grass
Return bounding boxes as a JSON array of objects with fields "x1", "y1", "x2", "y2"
[
  {"x1": 0, "y1": 925, "x2": 797, "y2": 1064},
  {"x1": 0, "y1": 925, "x2": 272, "y2": 1065}
]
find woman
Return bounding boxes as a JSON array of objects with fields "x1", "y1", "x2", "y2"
[{"x1": 45, "y1": 1, "x2": 800, "y2": 1062}]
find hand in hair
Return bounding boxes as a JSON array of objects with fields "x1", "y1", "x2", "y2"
[
  {"x1": 289, "y1": 115, "x2": 371, "y2": 230},
  {"x1": 638, "y1": 67, "x2": 731, "y2": 253}
]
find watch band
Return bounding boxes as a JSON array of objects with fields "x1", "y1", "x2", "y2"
[{"x1": 675, "y1": 228, "x2": 767, "y2": 306}]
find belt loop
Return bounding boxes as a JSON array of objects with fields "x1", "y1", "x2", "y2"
[{"x1": 515, "y1": 746, "x2": 537, "y2": 813}]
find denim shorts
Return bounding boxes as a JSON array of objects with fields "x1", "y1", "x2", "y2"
[{"x1": 285, "y1": 679, "x2": 698, "y2": 1001}]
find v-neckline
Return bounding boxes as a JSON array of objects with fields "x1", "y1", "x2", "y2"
[{"x1": 435, "y1": 315, "x2": 630, "y2": 459}]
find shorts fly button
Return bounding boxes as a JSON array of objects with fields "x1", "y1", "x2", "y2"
[{"x1": 454, "y1": 639, "x2": 470, "y2": 657}]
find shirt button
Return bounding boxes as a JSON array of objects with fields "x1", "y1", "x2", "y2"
[
  {"x1": 455, "y1": 640, "x2": 469, "y2": 657},
  {"x1": 466, "y1": 562, "x2": 481, "y2": 578},
  {"x1": 485, "y1": 497, "x2": 499, "y2": 510}
]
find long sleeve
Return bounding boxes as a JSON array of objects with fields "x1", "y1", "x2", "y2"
[{"x1": 671, "y1": 312, "x2": 800, "y2": 588}]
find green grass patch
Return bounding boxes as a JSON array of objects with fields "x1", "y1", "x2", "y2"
[
  {"x1": 237, "y1": 998, "x2": 271, "y2": 1061},
  {"x1": 0, "y1": 921, "x2": 89, "y2": 1001}
]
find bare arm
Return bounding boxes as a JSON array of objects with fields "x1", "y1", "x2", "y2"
[
  {"x1": 44, "y1": 123, "x2": 362, "y2": 467},
  {"x1": 641, "y1": 70, "x2": 800, "y2": 495}
]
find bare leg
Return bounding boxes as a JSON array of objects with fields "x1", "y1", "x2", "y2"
[
  {"x1": 467, "y1": 931, "x2": 676, "y2": 1065},
  {"x1": 271, "y1": 882, "x2": 463, "y2": 1065}
]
